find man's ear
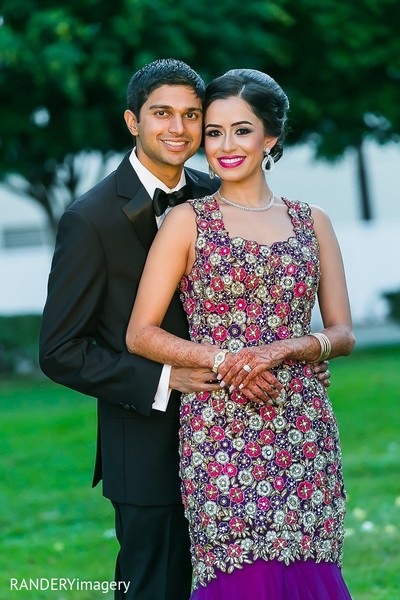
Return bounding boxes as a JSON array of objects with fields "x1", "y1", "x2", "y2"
[{"x1": 124, "y1": 110, "x2": 139, "y2": 137}]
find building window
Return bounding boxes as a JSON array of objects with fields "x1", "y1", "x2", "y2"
[{"x1": 2, "y1": 227, "x2": 49, "y2": 249}]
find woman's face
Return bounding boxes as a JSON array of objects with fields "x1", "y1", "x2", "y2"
[{"x1": 204, "y1": 95, "x2": 275, "y2": 184}]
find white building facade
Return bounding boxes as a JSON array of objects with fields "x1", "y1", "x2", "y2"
[{"x1": 1, "y1": 142, "x2": 399, "y2": 325}]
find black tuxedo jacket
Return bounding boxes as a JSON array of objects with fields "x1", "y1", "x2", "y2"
[{"x1": 39, "y1": 153, "x2": 218, "y2": 505}]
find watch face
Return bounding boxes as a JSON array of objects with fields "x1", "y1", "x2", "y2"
[{"x1": 212, "y1": 350, "x2": 227, "y2": 373}]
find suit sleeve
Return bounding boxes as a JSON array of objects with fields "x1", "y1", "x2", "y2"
[{"x1": 39, "y1": 208, "x2": 162, "y2": 416}]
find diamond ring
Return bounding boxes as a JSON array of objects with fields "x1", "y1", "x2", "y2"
[{"x1": 242, "y1": 364, "x2": 252, "y2": 373}]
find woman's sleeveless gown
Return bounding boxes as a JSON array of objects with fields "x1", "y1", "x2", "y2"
[{"x1": 178, "y1": 197, "x2": 351, "y2": 599}]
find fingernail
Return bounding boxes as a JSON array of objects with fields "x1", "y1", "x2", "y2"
[
  {"x1": 217, "y1": 374, "x2": 222, "y2": 381},
  {"x1": 239, "y1": 384, "x2": 244, "y2": 390},
  {"x1": 229, "y1": 385, "x2": 234, "y2": 393},
  {"x1": 220, "y1": 381, "x2": 225, "y2": 388}
]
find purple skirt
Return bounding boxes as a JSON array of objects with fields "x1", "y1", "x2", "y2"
[{"x1": 190, "y1": 559, "x2": 352, "y2": 600}]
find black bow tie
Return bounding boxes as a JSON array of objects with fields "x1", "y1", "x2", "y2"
[{"x1": 152, "y1": 185, "x2": 192, "y2": 217}]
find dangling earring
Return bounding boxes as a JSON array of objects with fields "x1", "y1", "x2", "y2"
[
  {"x1": 209, "y1": 164, "x2": 216, "y2": 179},
  {"x1": 262, "y1": 148, "x2": 275, "y2": 173}
]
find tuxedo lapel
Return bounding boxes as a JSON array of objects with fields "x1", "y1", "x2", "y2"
[
  {"x1": 116, "y1": 153, "x2": 216, "y2": 251},
  {"x1": 121, "y1": 191, "x2": 158, "y2": 251},
  {"x1": 116, "y1": 154, "x2": 158, "y2": 251}
]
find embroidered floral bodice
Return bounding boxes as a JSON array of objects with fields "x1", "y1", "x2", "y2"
[{"x1": 178, "y1": 197, "x2": 346, "y2": 589}]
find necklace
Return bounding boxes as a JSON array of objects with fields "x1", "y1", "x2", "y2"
[{"x1": 216, "y1": 189, "x2": 275, "y2": 212}]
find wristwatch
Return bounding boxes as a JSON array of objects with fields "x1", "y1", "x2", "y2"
[{"x1": 212, "y1": 349, "x2": 228, "y2": 374}]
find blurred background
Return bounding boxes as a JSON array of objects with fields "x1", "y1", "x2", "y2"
[{"x1": 1, "y1": 1, "x2": 400, "y2": 598}]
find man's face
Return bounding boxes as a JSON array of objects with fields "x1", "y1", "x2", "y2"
[{"x1": 125, "y1": 85, "x2": 203, "y2": 179}]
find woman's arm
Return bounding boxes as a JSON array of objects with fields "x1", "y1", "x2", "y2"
[
  {"x1": 218, "y1": 205, "x2": 355, "y2": 388},
  {"x1": 312, "y1": 205, "x2": 354, "y2": 344},
  {"x1": 126, "y1": 203, "x2": 216, "y2": 369},
  {"x1": 280, "y1": 205, "x2": 355, "y2": 361}
]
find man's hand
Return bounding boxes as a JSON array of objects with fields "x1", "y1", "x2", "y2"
[
  {"x1": 169, "y1": 367, "x2": 220, "y2": 393},
  {"x1": 313, "y1": 361, "x2": 331, "y2": 387}
]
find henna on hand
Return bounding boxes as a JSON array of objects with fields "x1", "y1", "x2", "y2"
[
  {"x1": 239, "y1": 371, "x2": 284, "y2": 405},
  {"x1": 217, "y1": 343, "x2": 286, "y2": 389}
]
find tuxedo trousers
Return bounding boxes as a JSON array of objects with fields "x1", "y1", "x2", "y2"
[{"x1": 112, "y1": 501, "x2": 192, "y2": 600}]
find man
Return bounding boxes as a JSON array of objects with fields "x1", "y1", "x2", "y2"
[
  {"x1": 40, "y1": 59, "x2": 219, "y2": 600},
  {"x1": 40, "y1": 59, "x2": 329, "y2": 599}
]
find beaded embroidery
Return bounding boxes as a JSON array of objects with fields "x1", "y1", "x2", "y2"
[{"x1": 179, "y1": 197, "x2": 346, "y2": 589}]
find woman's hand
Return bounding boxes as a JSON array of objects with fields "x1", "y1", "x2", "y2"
[
  {"x1": 217, "y1": 342, "x2": 286, "y2": 400},
  {"x1": 233, "y1": 370, "x2": 284, "y2": 404}
]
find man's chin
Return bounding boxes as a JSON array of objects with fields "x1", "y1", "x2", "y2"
[{"x1": 162, "y1": 152, "x2": 195, "y2": 167}]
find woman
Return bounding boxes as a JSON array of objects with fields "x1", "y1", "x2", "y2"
[{"x1": 126, "y1": 69, "x2": 355, "y2": 599}]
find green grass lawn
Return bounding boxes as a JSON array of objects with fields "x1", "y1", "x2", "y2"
[
  {"x1": 0, "y1": 379, "x2": 117, "y2": 599},
  {"x1": 0, "y1": 345, "x2": 399, "y2": 599},
  {"x1": 329, "y1": 346, "x2": 400, "y2": 600}
]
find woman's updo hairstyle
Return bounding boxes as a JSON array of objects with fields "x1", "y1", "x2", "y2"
[{"x1": 204, "y1": 68, "x2": 289, "y2": 163}]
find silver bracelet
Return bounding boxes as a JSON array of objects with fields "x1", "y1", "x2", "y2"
[{"x1": 309, "y1": 332, "x2": 332, "y2": 362}]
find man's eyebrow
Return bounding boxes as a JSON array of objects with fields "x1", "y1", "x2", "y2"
[
  {"x1": 148, "y1": 104, "x2": 203, "y2": 112},
  {"x1": 205, "y1": 120, "x2": 253, "y2": 129}
]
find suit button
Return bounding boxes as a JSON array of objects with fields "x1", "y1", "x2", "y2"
[
  {"x1": 119, "y1": 402, "x2": 131, "y2": 410},
  {"x1": 130, "y1": 405, "x2": 137, "y2": 412}
]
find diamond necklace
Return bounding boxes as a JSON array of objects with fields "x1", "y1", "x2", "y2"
[{"x1": 216, "y1": 189, "x2": 275, "y2": 212}]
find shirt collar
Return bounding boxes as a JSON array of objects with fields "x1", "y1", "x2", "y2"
[{"x1": 129, "y1": 148, "x2": 186, "y2": 199}]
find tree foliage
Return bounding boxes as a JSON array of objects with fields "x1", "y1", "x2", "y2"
[
  {"x1": 280, "y1": 0, "x2": 400, "y2": 158},
  {"x1": 1, "y1": 0, "x2": 399, "y2": 228}
]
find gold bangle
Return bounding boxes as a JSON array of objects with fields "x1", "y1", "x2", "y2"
[
  {"x1": 212, "y1": 349, "x2": 228, "y2": 374},
  {"x1": 309, "y1": 332, "x2": 331, "y2": 362}
]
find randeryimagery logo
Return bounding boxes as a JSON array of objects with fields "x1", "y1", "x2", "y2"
[{"x1": 10, "y1": 577, "x2": 131, "y2": 595}]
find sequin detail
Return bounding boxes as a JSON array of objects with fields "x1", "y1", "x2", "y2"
[{"x1": 179, "y1": 197, "x2": 346, "y2": 589}]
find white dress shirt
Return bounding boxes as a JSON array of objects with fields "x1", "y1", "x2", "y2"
[{"x1": 129, "y1": 149, "x2": 187, "y2": 411}]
